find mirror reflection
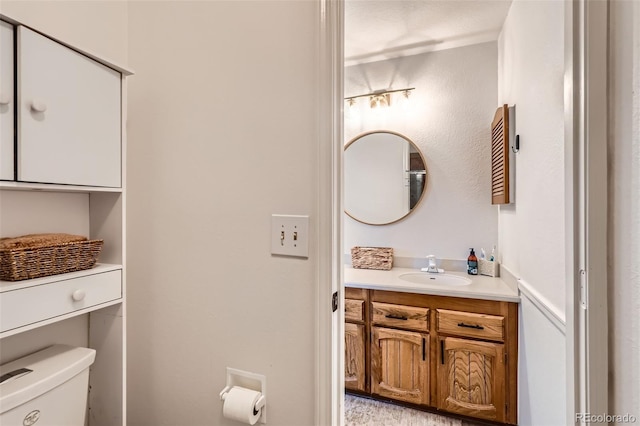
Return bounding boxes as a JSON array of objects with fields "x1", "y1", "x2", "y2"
[{"x1": 344, "y1": 131, "x2": 427, "y2": 225}]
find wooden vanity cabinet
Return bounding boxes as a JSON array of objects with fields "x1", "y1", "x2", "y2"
[
  {"x1": 436, "y1": 308, "x2": 507, "y2": 422},
  {"x1": 438, "y1": 336, "x2": 506, "y2": 422},
  {"x1": 345, "y1": 288, "x2": 518, "y2": 425},
  {"x1": 345, "y1": 288, "x2": 368, "y2": 393},
  {"x1": 370, "y1": 301, "x2": 429, "y2": 404},
  {"x1": 435, "y1": 300, "x2": 518, "y2": 424}
]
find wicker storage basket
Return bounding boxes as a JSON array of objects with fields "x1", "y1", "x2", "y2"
[
  {"x1": 0, "y1": 233, "x2": 104, "y2": 281},
  {"x1": 351, "y1": 246, "x2": 393, "y2": 271}
]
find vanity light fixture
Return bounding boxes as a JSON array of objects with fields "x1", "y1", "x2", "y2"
[
  {"x1": 345, "y1": 87, "x2": 415, "y2": 110},
  {"x1": 369, "y1": 93, "x2": 390, "y2": 108}
]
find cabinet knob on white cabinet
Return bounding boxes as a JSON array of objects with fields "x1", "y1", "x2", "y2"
[
  {"x1": 72, "y1": 289, "x2": 86, "y2": 302},
  {"x1": 30, "y1": 99, "x2": 47, "y2": 113},
  {"x1": 0, "y1": 94, "x2": 10, "y2": 106}
]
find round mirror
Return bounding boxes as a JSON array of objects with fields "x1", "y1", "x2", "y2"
[{"x1": 344, "y1": 131, "x2": 427, "y2": 225}]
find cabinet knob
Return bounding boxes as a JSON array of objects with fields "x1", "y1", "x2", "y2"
[
  {"x1": 30, "y1": 99, "x2": 47, "y2": 113},
  {"x1": 72, "y1": 289, "x2": 86, "y2": 302},
  {"x1": 0, "y1": 94, "x2": 10, "y2": 106}
]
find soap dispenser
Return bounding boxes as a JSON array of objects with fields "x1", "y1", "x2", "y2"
[{"x1": 467, "y1": 248, "x2": 478, "y2": 275}]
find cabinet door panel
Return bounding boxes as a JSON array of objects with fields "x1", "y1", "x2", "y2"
[
  {"x1": 0, "y1": 21, "x2": 14, "y2": 181},
  {"x1": 345, "y1": 322, "x2": 366, "y2": 392},
  {"x1": 17, "y1": 26, "x2": 121, "y2": 187},
  {"x1": 371, "y1": 326, "x2": 428, "y2": 405},
  {"x1": 438, "y1": 337, "x2": 505, "y2": 423}
]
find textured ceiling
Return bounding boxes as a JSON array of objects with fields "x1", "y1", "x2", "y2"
[{"x1": 345, "y1": 0, "x2": 513, "y2": 65}]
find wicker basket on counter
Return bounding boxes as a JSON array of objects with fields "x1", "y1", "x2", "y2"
[
  {"x1": 0, "y1": 233, "x2": 104, "y2": 281},
  {"x1": 351, "y1": 246, "x2": 393, "y2": 271}
]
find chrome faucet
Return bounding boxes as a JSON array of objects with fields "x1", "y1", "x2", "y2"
[{"x1": 425, "y1": 255, "x2": 439, "y2": 273}]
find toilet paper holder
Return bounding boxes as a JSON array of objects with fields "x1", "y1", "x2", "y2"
[{"x1": 219, "y1": 367, "x2": 267, "y2": 424}]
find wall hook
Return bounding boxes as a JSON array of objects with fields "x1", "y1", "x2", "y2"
[{"x1": 512, "y1": 135, "x2": 520, "y2": 153}]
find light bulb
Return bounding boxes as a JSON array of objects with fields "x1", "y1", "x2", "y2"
[
  {"x1": 345, "y1": 98, "x2": 359, "y2": 121},
  {"x1": 396, "y1": 90, "x2": 411, "y2": 112},
  {"x1": 369, "y1": 93, "x2": 390, "y2": 109}
]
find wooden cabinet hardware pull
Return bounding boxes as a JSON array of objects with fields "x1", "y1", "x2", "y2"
[
  {"x1": 422, "y1": 338, "x2": 426, "y2": 361},
  {"x1": 440, "y1": 340, "x2": 444, "y2": 364},
  {"x1": 457, "y1": 322, "x2": 484, "y2": 330},
  {"x1": 385, "y1": 314, "x2": 408, "y2": 320}
]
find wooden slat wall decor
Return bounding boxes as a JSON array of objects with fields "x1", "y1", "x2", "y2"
[{"x1": 491, "y1": 105, "x2": 510, "y2": 204}]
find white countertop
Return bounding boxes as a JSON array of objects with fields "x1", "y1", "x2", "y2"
[{"x1": 345, "y1": 266, "x2": 520, "y2": 303}]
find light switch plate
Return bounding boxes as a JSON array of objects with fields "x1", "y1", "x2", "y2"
[{"x1": 271, "y1": 214, "x2": 309, "y2": 258}]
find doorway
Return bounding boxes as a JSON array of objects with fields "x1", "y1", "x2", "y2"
[{"x1": 321, "y1": 1, "x2": 609, "y2": 425}]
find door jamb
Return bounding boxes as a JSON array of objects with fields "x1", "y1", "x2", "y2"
[
  {"x1": 317, "y1": 0, "x2": 344, "y2": 425},
  {"x1": 565, "y1": 0, "x2": 609, "y2": 424}
]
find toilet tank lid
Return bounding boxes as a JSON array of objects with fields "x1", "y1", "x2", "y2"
[{"x1": 0, "y1": 344, "x2": 96, "y2": 414}]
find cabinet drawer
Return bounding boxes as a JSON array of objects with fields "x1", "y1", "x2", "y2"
[
  {"x1": 0, "y1": 270, "x2": 122, "y2": 333},
  {"x1": 437, "y1": 309, "x2": 504, "y2": 342},
  {"x1": 345, "y1": 299, "x2": 364, "y2": 322},
  {"x1": 372, "y1": 302, "x2": 428, "y2": 332}
]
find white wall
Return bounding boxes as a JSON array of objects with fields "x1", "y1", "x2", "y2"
[
  {"x1": 497, "y1": 1, "x2": 566, "y2": 425},
  {"x1": 497, "y1": 0, "x2": 565, "y2": 316},
  {"x1": 609, "y1": 0, "x2": 640, "y2": 421},
  {"x1": 517, "y1": 293, "x2": 566, "y2": 426},
  {"x1": 0, "y1": 0, "x2": 127, "y2": 66},
  {"x1": 126, "y1": 2, "x2": 321, "y2": 425},
  {"x1": 344, "y1": 42, "x2": 498, "y2": 261}
]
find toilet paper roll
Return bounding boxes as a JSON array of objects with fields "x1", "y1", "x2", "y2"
[{"x1": 222, "y1": 386, "x2": 262, "y2": 425}]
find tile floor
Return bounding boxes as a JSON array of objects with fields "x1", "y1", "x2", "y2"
[{"x1": 345, "y1": 394, "x2": 484, "y2": 426}]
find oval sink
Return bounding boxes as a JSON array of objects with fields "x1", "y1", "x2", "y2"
[{"x1": 399, "y1": 272, "x2": 472, "y2": 287}]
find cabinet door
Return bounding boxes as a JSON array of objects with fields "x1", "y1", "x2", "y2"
[
  {"x1": 437, "y1": 337, "x2": 505, "y2": 423},
  {"x1": 17, "y1": 26, "x2": 121, "y2": 187},
  {"x1": 345, "y1": 322, "x2": 366, "y2": 392},
  {"x1": 0, "y1": 21, "x2": 14, "y2": 181},
  {"x1": 371, "y1": 326, "x2": 429, "y2": 405}
]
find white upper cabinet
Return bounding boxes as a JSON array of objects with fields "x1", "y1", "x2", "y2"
[
  {"x1": 0, "y1": 22, "x2": 14, "y2": 181},
  {"x1": 17, "y1": 26, "x2": 121, "y2": 187}
]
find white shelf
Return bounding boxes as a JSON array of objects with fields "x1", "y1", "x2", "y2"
[
  {"x1": 0, "y1": 263, "x2": 122, "y2": 293},
  {"x1": 0, "y1": 181, "x2": 122, "y2": 193},
  {"x1": 0, "y1": 300, "x2": 122, "y2": 339},
  {"x1": 0, "y1": 16, "x2": 128, "y2": 424}
]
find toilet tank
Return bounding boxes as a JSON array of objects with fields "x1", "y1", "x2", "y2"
[{"x1": 0, "y1": 345, "x2": 96, "y2": 426}]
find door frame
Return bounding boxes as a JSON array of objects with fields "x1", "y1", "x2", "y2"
[
  {"x1": 565, "y1": 0, "x2": 609, "y2": 424},
  {"x1": 316, "y1": 0, "x2": 344, "y2": 425},
  {"x1": 318, "y1": 0, "x2": 609, "y2": 424}
]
